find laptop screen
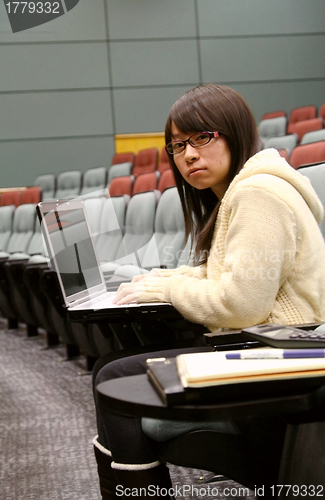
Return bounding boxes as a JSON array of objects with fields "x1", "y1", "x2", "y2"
[{"x1": 43, "y1": 206, "x2": 102, "y2": 298}]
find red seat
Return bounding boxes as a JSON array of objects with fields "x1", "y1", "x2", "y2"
[
  {"x1": 319, "y1": 103, "x2": 325, "y2": 121},
  {"x1": 132, "y1": 148, "x2": 158, "y2": 177},
  {"x1": 111, "y1": 152, "x2": 135, "y2": 166},
  {"x1": 289, "y1": 141, "x2": 325, "y2": 169},
  {"x1": 157, "y1": 147, "x2": 171, "y2": 173},
  {"x1": 0, "y1": 190, "x2": 22, "y2": 207},
  {"x1": 261, "y1": 110, "x2": 287, "y2": 120},
  {"x1": 108, "y1": 176, "x2": 133, "y2": 197},
  {"x1": 132, "y1": 172, "x2": 160, "y2": 195},
  {"x1": 157, "y1": 169, "x2": 176, "y2": 193},
  {"x1": 288, "y1": 105, "x2": 317, "y2": 128},
  {"x1": 20, "y1": 186, "x2": 42, "y2": 204},
  {"x1": 287, "y1": 118, "x2": 323, "y2": 142}
]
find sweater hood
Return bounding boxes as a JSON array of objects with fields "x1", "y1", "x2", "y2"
[{"x1": 227, "y1": 148, "x2": 324, "y2": 224}]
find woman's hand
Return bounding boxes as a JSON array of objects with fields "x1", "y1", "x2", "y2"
[{"x1": 112, "y1": 269, "x2": 161, "y2": 305}]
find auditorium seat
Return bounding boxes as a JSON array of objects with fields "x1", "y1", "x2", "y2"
[
  {"x1": 110, "y1": 186, "x2": 185, "y2": 282},
  {"x1": 34, "y1": 174, "x2": 56, "y2": 201},
  {"x1": 4, "y1": 218, "x2": 47, "y2": 337},
  {"x1": 108, "y1": 162, "x2": 133, "y2": 183},
  {"x1": 132, "y1": 172, "x2": 160, "y2": 195},
  {"x1": 80, "y1": 166, "x2": 107, "y2": 198},
  {"x1": 0, "y1": 205, "x2": 14, "y2": 253},
  {"x1": 287, "y1": 117, "x2": 324, "y2": 142},
  {"x1": 111, "y1": 152, "x2": 135, "y2": 166},
  {"x1": 100, "y1": 190, "x2": 159, "y2": 276},
  {"x1": 0, "y1": 204, "x2": 36, "y2": 329},
  {"x1": 288, "y1": 105, "x2": 317, "y2": 128},
  {"x1": 0, "y1": 190, "x2": 22, "y2": 207},
  {"x1": 261, "y1": 110, "x2": 287, "y2": 120},
  {"x1": 289, "y1": 142, "x2": 325, "y2": 169},
  {"x1": 298, "y1": 162, "x2": 325, "y2": 239},
  {"x1": 157, "y1": 169, "x2": 176, "y2": 192},
  {"x1": 263, "y1": 134, "x2": 298, "y2": 156},
  {"x1": 132, "y1": 148, "x2": 158, "y2": 177},
  {"x1": 319, "y1": 103, "x2": 325, "y2": 121},
  {"x1": 108, "y1": 176, "x2": 134, "y2": 197},
  {"x1": 157, "y1": 147, "x2": 170, "y2": 173},
  {"x1": 20, "y1": 186, "x2": 42, "y2": 205},
  {"x1": 301, "y1": 129, "x2": 325, "y2": 145},
  {"x1": 54, "y1": 170, "x2": 82, "y2": 200},
  {"x1": 258, "y1": 116, "x2": 287, "y2": 145}
]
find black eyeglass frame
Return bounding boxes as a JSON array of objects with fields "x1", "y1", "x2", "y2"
[{"x1": 165, "y1": 131, "x2": 220, "y2": 155}]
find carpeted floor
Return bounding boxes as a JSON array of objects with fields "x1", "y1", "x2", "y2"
[{"x1": 0, "y1": 319, "x2": 256, "y2": 500}]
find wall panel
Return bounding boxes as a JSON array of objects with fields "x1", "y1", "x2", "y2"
[
  {"x1": 200, "y1": 35, "x2": 325, "y2": 84},
  {"x1": 0, "y1": 43, "x2": 110, "y2": 92},
  {"x1": 198, "y1": 0, "x2": 325, "y2": 36},
  {"x1": 0, "y1": 136, "x2": 115, "y2": 187},
  {"x1": 110, "y1": 40, "x2": 200, "y2": 87},
  {"x1": 0, "y1": 91, "x2": 113, "y2": 140},
  {"x1": 106, "y1": 0, "x2": 196, "y2": 40},
  {"x1": 113, "y1": 86, "x2": 194, "y2": 134}
]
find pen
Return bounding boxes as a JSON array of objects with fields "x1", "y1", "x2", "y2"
[{"x1": 225, "y1": 349, "x2": 325, "y2": 359}]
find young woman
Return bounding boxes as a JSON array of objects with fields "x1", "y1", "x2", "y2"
[{"x1": 93, "y1": 84, "x2": 325, "y2": 498}]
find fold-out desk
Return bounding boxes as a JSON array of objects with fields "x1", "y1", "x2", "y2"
[{"x1": 96, "y1": 373, "x2": 325, "y2": 422}]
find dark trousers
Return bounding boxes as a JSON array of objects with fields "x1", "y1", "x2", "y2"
[{"x1": 93, "y1": 346, "x2": 287, "y2": 472}]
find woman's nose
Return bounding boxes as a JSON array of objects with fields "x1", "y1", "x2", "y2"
[{"x1": 184, "y1": 143, "x2": 199, "y2": 162}]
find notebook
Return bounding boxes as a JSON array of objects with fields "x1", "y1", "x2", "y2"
[
  {"x1": 36, "y1": 199, "x2": 180, "y2": 322},
  {"x1": 146, "y1": 351, "x2": 325, "y2": 406}
]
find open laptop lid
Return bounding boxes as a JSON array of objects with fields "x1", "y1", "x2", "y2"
[{"x1": 37, "y1": 199, "x2": 106, "y2": 309}]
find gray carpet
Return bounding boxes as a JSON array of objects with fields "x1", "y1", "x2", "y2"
[{"x1": 0, "y1": 319, "x2": 255, "y2": 500}]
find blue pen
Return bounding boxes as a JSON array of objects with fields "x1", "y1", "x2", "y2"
[{"x1": 226, "y1": 349, "x2": 325, "y2": 359}]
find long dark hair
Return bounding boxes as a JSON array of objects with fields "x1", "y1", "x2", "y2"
[{"x1": 165, "y1": 84, "x2": 260, "y2": 265}]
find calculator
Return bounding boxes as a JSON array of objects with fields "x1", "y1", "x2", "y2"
[{"x1": 241, "y1": 324, "x2": 325, "y2": 348}]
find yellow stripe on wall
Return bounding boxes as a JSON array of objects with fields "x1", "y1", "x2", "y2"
[{"x1": 115, "y1": 132, "x2": 165, "y2": 156}]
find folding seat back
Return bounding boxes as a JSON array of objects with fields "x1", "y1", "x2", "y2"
[
  {"x1": 83, "y1": 197, "x2": 104, "y2": 240},
  {"x1": 108, "y1": 162, "x2": 133, "y2": 183},
  {"x1": 288, "y1": 105, "x2": 317, "y2": 126},
  {"x1": 8, "y1": 218, "x2": 46, "y2": 260},
  {"x1": 287, "y1": 118, "x2": 324, "y2": 142},
  {"x1": 132, "y1": 148, "x2": 158, "y2": 177},
  {"x1": 0, "y1": 205, "x2": 14, "y2": 252},
  {"x1": 80, "y1": 167, "x2": 107, "y2": 197},
  {"x1": 0, "y1": 190, "x2": 22, "y2": 207},
  {"x1": 261, "y1": 110, "x2": 287, "y2": 120},
  {"x1": 111, "y1": 187, "x2": 184, "y2": 279},
  {"x1": 263, "y1": 134, "x2": 298, "y2": 156},
  {"x1": 299, "y1": 163, "x2": 325, "y2": 238},
  {"x1": 111, "y1": 151, "x2": 135, "y2": 166},
  {"x1": 108, "y1": 176, "x2": 133, "y2": 197},
  {"x1": 289, "y1": 142, "x2": 325, "y2": 169},
  {"x1": 4, "y1": 204, "x2": 36, "y2": 255},
  {"x1": 319, "y1": 103, "x2": 325, "y2": 121},
  {"x1": 258, "y1": 117, "x2": 287, "y2": 142},
  {"x1": 96, "y1": 195, "x2": 128, "y2": 264},
  {"x1": 55, "y1": 170, "x2": 82, "y2": 199},
  {"x1": 34, "y1": 174, "x2": 56, "y2": 201},
  {"x1": 158, "y1": 169, "x2": 176, "y2": 193},
  {"x1": 111, "y1": 191, "x2": 159, "y2": 269},
  {"x1": 20, "y1": 186, "x2": 42, "y2": 205},
  {"x1": 301, "y1": 129, "x2": 325, "y2": 145},
  {"x1": 157, "y1": 147, "x2": 171, "y2": 173},
  {"x1": 132, "y1": 172, "x2": 160, "y2": 195}
]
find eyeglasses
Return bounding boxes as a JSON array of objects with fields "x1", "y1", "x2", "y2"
[{"x1": 165, "y1": 131, "x2": 220, "y2": 155}]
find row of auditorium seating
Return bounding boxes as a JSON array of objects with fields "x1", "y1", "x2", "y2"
[
  {"x1": 1, "y1": 158, "x2": 325, "y2": 370},
  {"x1": 0, "y1": 186, "x2": 42, "y2": 207},
  {"x1": 0, "y1": 186, "x2": 194, "y2": 369},
  {"x1": 268, "y1": 139, "x2": 325, "y2": 169}
]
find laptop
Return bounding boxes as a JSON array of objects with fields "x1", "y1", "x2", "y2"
[{"x1": 36, "y1": 199, "x2": 180, "y2": 322}]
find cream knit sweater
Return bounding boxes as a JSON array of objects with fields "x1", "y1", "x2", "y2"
[{"x1": 135, "y1": 149, "x2": 325, "y2": 331}]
